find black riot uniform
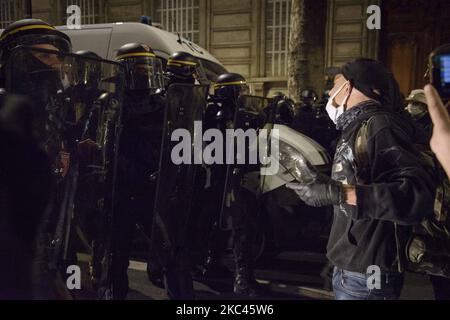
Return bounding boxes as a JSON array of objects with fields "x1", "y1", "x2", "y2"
[
  {"x1": 68, "y1": 50, "x2": 103, "y2": 142},
  {"x1": 292, "y1": 86, "x2": 339, "y2": 158},
  {"x1": 0, "y1": 94, "x2": 52, "y2": 299},
  {"x1": 203, "y1": 73, "x2": 263, "y2": 295},
  {"x1": 111, "y1": 43, "x2": 165, "y2": 299},
  {"x1": 0, "y1": 19, "x2": 73, "y2": 299},
  {"x1": 264, "y1": 93, "x2": 295, "y2": 127},
  {"x1": 292, "y1": 88, "x2": 317, "y2": 136},
  {"x1": 148, "y1": 51, "x2": 206, "y2": 300}
]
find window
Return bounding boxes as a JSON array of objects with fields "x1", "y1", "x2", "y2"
[
  {"x1": 0, "y1": 0, "x2": 20, "y2": 29},
  {"x1": 266, "y1": 0, "x2": 291, "y2": 77},
  {"x1": 155, "y1": 0, "x2": 200, "y2": 43},
  {"x1": 63, "y1": 0, "x2": 99, "y2": 25}
]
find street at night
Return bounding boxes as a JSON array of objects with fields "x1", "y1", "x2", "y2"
[{"x1": 1, "y1": 1, "x2": 450, "y2": 314}]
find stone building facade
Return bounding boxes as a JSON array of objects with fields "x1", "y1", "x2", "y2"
[
  {"x1": 1, "y1": 0, "x2": 325, "y2": 97},
  {"x1": 1, "y1": 1, "x2": 450, "y2": 98}
]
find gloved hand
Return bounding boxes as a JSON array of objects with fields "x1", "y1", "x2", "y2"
[{"x1": 286, "y1": 172, "x2": 346, "y2": 207}]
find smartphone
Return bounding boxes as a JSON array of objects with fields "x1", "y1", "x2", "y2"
[{"x1": 429, "y1": 43, "x2": 450, "y2": 100}]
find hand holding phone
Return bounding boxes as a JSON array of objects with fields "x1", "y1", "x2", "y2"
[
  {"x1": 424, "y1": 84, "x2": 450, "y2": 179},
  {"x1": 429, "y1": 44, "x2": 450, "y2": 100}
]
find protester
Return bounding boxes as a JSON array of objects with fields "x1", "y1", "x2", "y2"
[{"x1": 287, "y1": 58, "x2": 436, "y2": 300}]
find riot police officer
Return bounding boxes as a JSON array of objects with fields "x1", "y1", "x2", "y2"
[
  {"x1": 264, "y1": 92, "x2": 295, "y2": 126},
  {"x1": 164, "y1": 50, "x2": 206, "y2": 87},
  {"x1": 292, "y1": 88, "x2": 317, "y2": 137},
  {"x1": 111, "y1": 43, "x2": 165, "y2": 299},
  {"x1": 0, "y1": 18, "x2": 73, "y2": 299},
  {"x1": 299, "y1": 88, "x2": 318, "y2": 106},
  {"x1": 0, "y1": 19, "x2": 72, "y2": 146},
  {"x1": 149, "y1": 51, "x2": 208, "y2": 300},
  {"x1": 204, "y1": 73, "x2": 262, "y2": 296},
  {"x1": 66, "y1": 50, "x2": 104, "y2": 141},
  {"x1": 0, "y1": 18, "x2": 71, "y2": 67}
]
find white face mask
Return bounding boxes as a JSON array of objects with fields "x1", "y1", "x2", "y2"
[
  {"x1": 61, "y1": 73, "x2": 71, "y2": 90},
  {"x1": 326, "y1": 80, "x2": 350, "y2": 124},
  {"x1": 406, "y1": 102, "x2": 427, "y2": 118}
]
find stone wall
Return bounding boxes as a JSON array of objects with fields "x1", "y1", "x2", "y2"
[
  {"x1": 27, "y1": 0, "x2": 329, "y2": 97},
  {"x1": 325, "y1": 0, "x2": 380, "y2": 67}
]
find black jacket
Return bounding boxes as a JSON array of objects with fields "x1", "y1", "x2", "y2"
[
  {"x1": 327, "y1": 102, "x2": 436, "y2": 273},
  {"x1": 0, "y1": 109, "x2": 52, "y2": 299}
]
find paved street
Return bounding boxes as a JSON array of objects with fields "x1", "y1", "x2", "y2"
[{"x1": 74, "y1": 250, "x2": 435, "y2": 300}]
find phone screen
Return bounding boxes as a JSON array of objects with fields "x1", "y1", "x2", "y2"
[
  {"x1": 432, "y1": 53, "x2": 450, "y2": 99},
  {"x1": 439, "y1": 55, "x2": 450, "y2": 86}
]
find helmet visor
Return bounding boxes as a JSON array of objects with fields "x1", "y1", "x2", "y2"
[
  {"x1": 4, "y1": 46, "x2": 124, "y2": 114},
  {"x1": 122, "y1": 56, "x2": 164, "y2": 91},
  {"x1": 67, "y1": 58, "x2": 102, "y2": 89},
  {"x1": 3, "y1": 33, "x2": 71, "y2": 54},
  {"x1": 214, "y1": 83, "x2": 250, "y2": 97}
]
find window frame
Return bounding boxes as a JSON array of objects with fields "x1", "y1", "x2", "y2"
[
  {"x1": 155, "y1": 0, "x2": 200, "y2": 44},
  {"x1": 265, "y1": 0, "x2": 291, "y2": 78}
]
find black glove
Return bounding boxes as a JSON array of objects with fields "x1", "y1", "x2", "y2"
[{"x1": 286, "y1": 172, "x2": 346, "y2": 207}]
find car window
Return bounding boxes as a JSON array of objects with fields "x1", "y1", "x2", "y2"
[{"x1": 198, "y1": 59, "x2": 227, "y2": 82}]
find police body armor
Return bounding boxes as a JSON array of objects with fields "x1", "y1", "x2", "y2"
[
  {"x1": 4, "y1": 46, "x2": 125, "y2": 298},
  {"x1": 150, "y1": 83, "x2": 209, "y2": 269},
  {"x1": 201, "y1": 94, "x2": 267, "y2": 276}
]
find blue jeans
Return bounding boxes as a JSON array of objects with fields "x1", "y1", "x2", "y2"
[{"x1": 332, "y1": 267, "x2": 404, "y2": 300}]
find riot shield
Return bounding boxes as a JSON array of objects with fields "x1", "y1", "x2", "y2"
[
  {"x1": 150, "y1": 83, "x2": 209, "y2": 268},
  {"x1": 4, "y1": 46, "x2": 124, "y2": 299},
  {"x1": 217, "y1": 95, "x2": 268, "y2": 228},
  {"x1": 212, "y1": 95, "x2": 268, "y2": 263}
]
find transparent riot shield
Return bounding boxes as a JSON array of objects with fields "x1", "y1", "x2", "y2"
[
  {"x1": 214, "y1": 95, "x2": 268, "y2": 262},
  {"x1": 216, "y1": 95, "x2": 268, "y2": 225},
  {"x1": 4, "y1": 46, "x2": 124, "y2": 299},
  {"x1": 150, "y1": 83, "x2": 209, "y2": 269}
]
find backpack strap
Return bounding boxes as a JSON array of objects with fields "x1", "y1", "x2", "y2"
[
  {"x1": 355, "y1": 118, "x2": 370, "y2": 172},
  {"x1": 354, "y1": 110, "x2": 394, "y2": 180}
]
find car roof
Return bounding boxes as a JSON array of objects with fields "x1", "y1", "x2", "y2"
[{"x1": 56, "y1": 22, "x2": 222, "y2": 65}]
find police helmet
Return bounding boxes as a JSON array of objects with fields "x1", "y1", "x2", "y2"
[
  {"x1": 0, "y1": 19, "x2": 71, "y2": 65},
  {"x1": 116, "y1": 42, "x2": 163, "y2": 91},
  {"x1": 165, "y1": 51, "x2": 207, "y2": 84},
  {"x1": 300, "y1": 88, "x2": 318, "y2": 105},
  {"x1": 73, "y1": 50, "x2": 102, "y2": 90},
  {"x1": 276, "y1": 98, "x2": 295, "y2": 125},
  {"x1": 213, "y1": 73, "x2": 249, "y2": 100}
]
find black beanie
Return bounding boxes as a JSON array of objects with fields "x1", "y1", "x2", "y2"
[{"x1": 340, "y1": 58, "x2": 403, "y2": 112}]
